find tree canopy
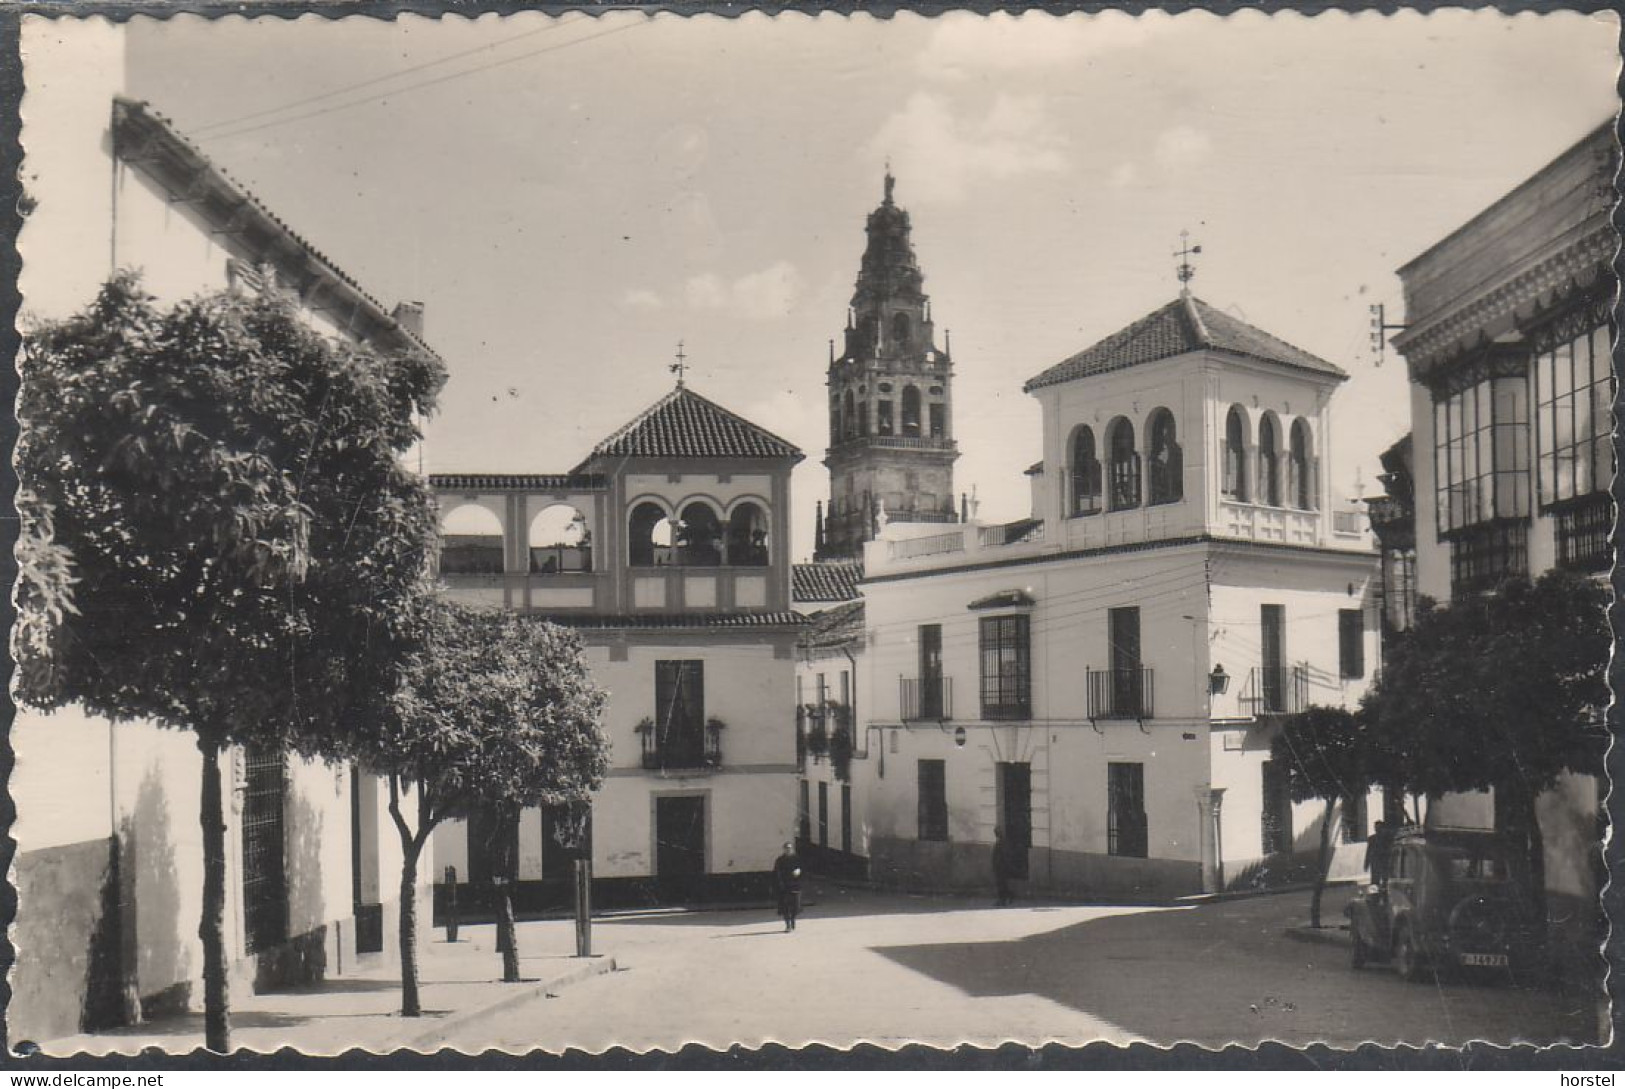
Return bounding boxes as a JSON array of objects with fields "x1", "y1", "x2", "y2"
[
  {"x1": 15, "y1": 272, "x2": 445, "y2": 751},
  {"x1": 1270, "y1": 705, "x2": 1370, "y2": 806},
  {"x1": 1363, "y1": 569, "x2": 1610, "y2": 801}
]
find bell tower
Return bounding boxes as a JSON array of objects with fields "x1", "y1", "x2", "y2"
[{"x1": 816, "y1": 172, "x2": 959, "y2": 560}]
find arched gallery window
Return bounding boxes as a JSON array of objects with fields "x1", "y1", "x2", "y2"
[
  {"x1": 1258, "y1": 414, "x2": 1282, "y2": 507},
  {"x1": 439, "y1": 504, "x2": 504, "y2": 575},
  {"x1": 629, "y1": 502, "x2": 672, "y2": 567},
  {"x1": 1223, "y1": 406, "x2": 1249, "y2": 501},
  {"x1": 1147, "y1": 409, "x2": 1183, "y2": 506},
  {"x1": 901, "y1": 386, "x2": 922, "y2": 437},
  {"x1": 1290, "y1": 419, "x2": 1315, "y2": 510},
  {"x1": 1107, "y1": 417, "x2": 1140, "y2": 511},
  {"x1": 529, "y1": 503, "x2": 591, "y2": 574},
  {"x1": 725, "y1": 502, "x2": 770, "y2": 566},
  {"x1": 1070, "y1": 426, "x2": 1102, "y2": 517},
  {"x1": 675, "y1": 501, "x2": 723, "y2": 567}
]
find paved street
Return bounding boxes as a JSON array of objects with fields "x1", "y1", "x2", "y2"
[{"x1": 418, "y1": 884, "x2": 1601, "y2": 1053}]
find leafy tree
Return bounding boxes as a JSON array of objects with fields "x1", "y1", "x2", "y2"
[
  {"x1": 14, "y1": 274, "x2": 443, "y2": 1051},
  {"x1": 361, "y1": 598, "x2": 609, "y2": 1014},
  {"x1": 1270, "y1": 705, "x2": 1370, "y2": 928},
  {"x1": 1364, "y1": 570, "x2": 1610, "y2": 919}
]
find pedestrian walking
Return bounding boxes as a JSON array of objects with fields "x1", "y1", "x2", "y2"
[
  {"x1": 1365, "y1": 820, "x2": 1396, "y2": 887},
  {"x1": 772, "y1": 841, "x2": 803, "y2": 931},
  {"x1": 992, "y1": 828, "x2": 1015, "y2": 907}
]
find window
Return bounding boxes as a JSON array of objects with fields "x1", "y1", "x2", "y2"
[
  {"x1": 908, "y1": 623, "x2": 945, "y2": 720},
  {"x1": 528, "y1": 503, "x2": 591, "y2": 574},
  {"x1": 242, "y1": 748, "x2": 289, "y2": 955},
  {"x1": 841, "y1": 784, "x2": 853, "y2": 854},
  {"x1": 1147, "y1": 409, "x2": 1183, "y2": 505},
  {"x1": 892, "y1": 311, "x2": 912, "y2": 350},
  {"x1": 724, "y1": 502, "x2": 769, "y2": 567},
  {"x1": 1338, "y1": 609, "x2": 1364, "y2": 679},
  {"x1": 654, "y1": 660, "x2": 706, "y2": 768},
  {"x1": 1449, "y1": 520, "x2": 1529, "y2": 595},
  {"x1": 798, "y1": 780, "x2": 811, "y2": 843},
  {"x1": 1258, "y1": 415, "x2": 1282, "y2": 506},
  {"x1": 1555, "y1": 494, "x2": 1612, "y2": 573},
  {"x1": 629, "y1": 501, "x2": 670, "y2": 567},
  {"x1": 929, "y1": 402, "x2": 945, "y2": 439},
  {"x1": 1260, "y1": 604, "x2": 1286, "y2": 712},
  {"x1": 1261, "y1": 759, "x2": 1292, "y2": 855},
  {"x1": 1434, "y1": 365, "x2": 1531, "y2": 537},
  {"x1": 1107, "y1": 762, "x2": 1147, "y2": 858},
  {"x1": 818, "y1": 781, "x2": 829, "y2": 848},
  {"x1": 1222, "y1": 406, "x2": 1249, "y2": 501},
  {"x1": 1070, "y1": 426, "x2": 1102, "y2": 517},
  {"x1": 979, "y1": 614, "x2": 1031, "y2": 720},
  {"x1": 918, "y1": 759, "x2": 947, "y2": 841},
  {"x1": 842, "y1": 390, "x2": 856, "y2": 440},
  {"x1": 1107, "y1": 417, "x2": 1140, "y2": 510},
  {"x1": 877, "y1": 400, "x2": 894, "y2": 436},
  {"x1": 674, "y1": 502, "x2": 723, "y2": 567},
  {"x1": 1289, "y1": 419, "x2": 1316, "y2": 510},
  {"x1": 1382, "y1": 547, "x2": 1417, "y2": 635},
  {"x1": 858, "y1": 401, "x2": 869, "y2": 437},
  {"x1": 1341, "y1": 792, "x2": 1368, "y2": 845},
  {"x1": 901, "y1": 386, "x2": 922, "y2": 437},
  {"x1": 1535, "y1": 319, "x2": 1613, "y2": 509}
]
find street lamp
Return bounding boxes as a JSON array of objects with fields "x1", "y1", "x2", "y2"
[{"x1": 1209, "y1": 663, "x2": 1230, "y2": 695}]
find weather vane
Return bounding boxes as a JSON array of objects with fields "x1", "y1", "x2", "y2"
[
  {"x1": 670, "y1": 340, "x2": 688, "y2": 387},
  {"x1": 1174, "y1": 230, "x2": 1202, "y2": 288}
]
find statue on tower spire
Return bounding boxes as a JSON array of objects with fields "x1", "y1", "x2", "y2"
[{"x1": 884, "y1": 166, "x2": 895, "y2": 205}]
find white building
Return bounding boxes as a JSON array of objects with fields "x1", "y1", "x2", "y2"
[
  {"x1": 14, "y1": 23, "x2": 435, "y2": 1044},
  {"x1": 1388, "y1": 120, "x2": 1613, "y2": 971},
  {"x1": 855, "y1": 289, "x2": 1382, "y2": 901},
  {"x1": 429, "y1": 384, "x2": 805, "y2": 909}
]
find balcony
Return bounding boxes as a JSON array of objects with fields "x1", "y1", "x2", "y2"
[
  {"x1": 1241, "y1": 665, "x2": 1310, "y2": 716},
  {"x1": 900, "y1": 676, "x2": 953, "y2": 722},
  {"x1": 1086, "y1": 667, "x2": 1155, "y2": 721},
  {"x1": 638, "y1": 719, "x2": 723, "y2": 772},
  {"x1": 529, "y1": 543, "x2": 592, "y2": 574}
]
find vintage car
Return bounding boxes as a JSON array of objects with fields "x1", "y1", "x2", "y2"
[{"x1": 1345, "y1": 827, "x2": 1540, "y2": 982}]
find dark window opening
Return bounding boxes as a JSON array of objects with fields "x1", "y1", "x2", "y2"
[
  {"x1": 1448, "y1": 520, "x2": 1529, "y2": 595},
  {"x1": 877, "y1": 400, "x2": 894, "y2": 436},
  {"x1": 1107, "y1": 417, "x2": 1140, "y2": 510},
  {"x1": 1261, "y1": 759, "x2": 1293, "y2": 855},
  {"x1": 651, "y1": 660, "x2": 707, "y2": 769},
  {"x1": 242, "y1": 748, "x2": 289, "y2": 955},
  {"x1": 918, "y1": 759, "x2": 947, "y2": 841},
  {"x1": 1070, "y1": 426, "x2": 1102, "y2": 517},
  {"x1": 928, "y1": 402, "x2": 945, "y2": 439},
  {"x1": 979, "y1": 614, "x2": 1031, "y2": 720},
  {"x1": 1338, "y1": 608, "x2": 1365, "y2": 679},
  {"x1": 1107, "y1": 762, "x2": 1147, "y2": 858},
  {"x1": 1258, "y1": 415, "x2": 1282, "y2": 507},
  {"x1": 1147, "y1": 409, "x2": 1183, "y2": 506},
  {"x1": 1223, "y1": 406, "x2": 1249, "y2": 501},
  {"x1": 1290, "y1": 419, "x2": 1316, "y2": 510}
]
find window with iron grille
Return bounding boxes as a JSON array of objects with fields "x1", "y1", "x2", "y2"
[
  {"x1": 241, "y1": 748, "x2": 289, "y2": 955},
  {"x1": 1107, "y1": 762, "x2": 1147, "y2": 858},
  {"x1": 1554, "y1": 493, "x2": 1612, "y2": 574},
  {"x1": 1341, "y1": 792, "x2": 1369, "y2": 845},
  {"x1": 1448, "y1": 520, "x2": 1528, "y2": 595},
  {"x1": 1338, "y1": 609, "x2": 1365, "y2": 679},
  {"x1": 917, "y1": 759, "x2": 947, "y2": 841},
  {"x1": 1261, "y1": 759, "x2": 1293, "y2": 855},
  {"x1": 979, "y1": 614, "x2": 1031, "y2": 720}
]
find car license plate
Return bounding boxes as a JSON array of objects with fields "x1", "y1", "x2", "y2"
[{"x1": 1460, "y1": 952, "x2": 1508, "y2": 967}]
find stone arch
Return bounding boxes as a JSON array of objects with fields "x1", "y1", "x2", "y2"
[
  {"x1": 891, "y1": 311, "x2": 912, "y2": 350},
  {"x1": 439, "y1": 502, "x2": 504, "y2": 574},
  {"x1": 1258, "y1": 411, "x2": 1283, "y2": 507},
  {"x1": 1147, "y1": 407, "x2": 1183, "y2": 506},
  {"x1": 1223, "y1": 404, "x2": 1250, "y2": 502},
  {"x1": 1068, "y1": 424, "x2": 1102, "y2": 517},
  {"x1": 1290, "y1": 418, "x2": 1316, "y2": 510},
  {"x1": 528, "y1": 502, "x2": 591, "y2": 574},
  {"x1": 901, "y1": 385, "x2": 922, "y2": 437},
  {"x1": 724, "y1": 498, "x2": 771, "y2": 567},
  {"x1": 675, "y1": 499, "x2": 724, "y2": 567},
  {"x1": 1106, "y1": 415, "x2": 1141, "y2": 511},
  {"x1": 628, "y1": 499, "x2": 674, "y2": 567}
]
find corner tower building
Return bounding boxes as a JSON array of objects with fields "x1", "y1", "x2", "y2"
[{"x1": 816, "y1": 173, "x2": 959, "y2": 560}]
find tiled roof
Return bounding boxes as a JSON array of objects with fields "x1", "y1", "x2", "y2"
[
  {"x1": 793, "y1": 560, "x2": 864, "y2": 604},
  {"x1": 431, "y1": 473, "x2": 606, "y2": 493},
  {"x1": 579, "y1": 386, "x2": 803, "y2": 467},
  {"x1": 535, "y1": 611, "x2": 807, "y2": 630},
  {"x1": 111, "y1": 98, "x2": 439, "y2": 362},
  {"x1": 1023, "y1": 295, "x2": 1346, "y2": 392},
  {"x1": 802, "y1": 599, "x2": 865, "y2": 649}
]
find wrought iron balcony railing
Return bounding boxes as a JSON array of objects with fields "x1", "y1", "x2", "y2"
[
  {"x1": 900, "y1": 676, "x2": 952, "y2": 721},
  {"x1": 639, "y1": 724, "x2": 722, "y2": 771},
  {"x1": 1242, "y1": 664, "x2": 1310, "y2": 715},
  {"x1": 1086, "y1": 666, "x2": 1155, "y2": 721}
]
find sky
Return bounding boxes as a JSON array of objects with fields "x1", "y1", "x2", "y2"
[{"x1": 33, "y1": 10, "x2": 1625, "y2": 559}]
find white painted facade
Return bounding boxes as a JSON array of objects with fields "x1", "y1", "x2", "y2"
[
  {"x1": 13, "y1": 23, "x2": 433, "y2": 1043},
  {"x1": 853, "y1": 297, "x2": 1382, "y2": 900}
]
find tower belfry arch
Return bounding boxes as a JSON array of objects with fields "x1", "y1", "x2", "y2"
[{"x1": 815, "y1": 173, "x2": 960, "y2": 561}]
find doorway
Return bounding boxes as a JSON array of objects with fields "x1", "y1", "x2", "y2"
[
  {"x1": 997, "y1": 762, "x2": 1032, "y2": 879},
  {"x1": 655, "y1": 795, "x2": 707, "y2": 902}
]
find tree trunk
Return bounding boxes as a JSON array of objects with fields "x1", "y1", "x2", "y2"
[
  {"x1": 197, "y1": 736, "x2": 231, "y2": 1053},
  {"x1": 1310, "y1": 797, "x2": 1336, "y2": 929},
  {"x1": 398, "y1": 839, "x2": 423, "y2": 1017},
  {"x1": 498, "y1": 882, "x2": 520, "y2": 983},
  {"x1": 1521, "y1": 786, "x2": 1548, "y2": 930}
]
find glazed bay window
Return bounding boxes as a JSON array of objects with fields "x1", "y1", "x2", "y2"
[
  {"x1": 1433, "y1": 354, "x2": 1530, "y2": 593},
  {"x1": 979, "y1": 614, "x2": 1031, "y2": 720},
  {"x1": 1535, "y1": 315, "x2": 1614, "y2": 572}
]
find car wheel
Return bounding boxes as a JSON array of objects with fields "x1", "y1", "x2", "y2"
[
  {"x1": 1393, "y1": 925, "x2": 1427, "y2": 983},
  {"x1": 1351, "y1": 932, "x2": 1368, "y2": 969}
]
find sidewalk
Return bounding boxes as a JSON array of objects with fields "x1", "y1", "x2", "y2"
[{"x1": 40, "y1": 930, "x2": 616, "y2": 1057}]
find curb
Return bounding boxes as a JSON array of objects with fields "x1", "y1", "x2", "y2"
[{"x1": 394, "y1": 956, "x2": 618, "y2": 1051}]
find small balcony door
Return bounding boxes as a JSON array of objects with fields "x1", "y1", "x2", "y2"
[
  {"x1": 1109, "y1": 606, "x2": 1142, "y2": 717},
  {"x1": 1260, "y1": 605, "x2": 1285, "y2": 712},
  {"x1": 919, "y1": 624, "x2": 943, "y2": 719}
]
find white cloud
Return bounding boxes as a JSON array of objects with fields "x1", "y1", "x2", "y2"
[
  {"x1": 1154, "y1": 125, "x2": 1213, "y2": 168},
  {"x1": 685, "y1": 260, "x2": 803, "y2": 320},
  {"x1": 869, "y1": 92, "x2": 1068, "y2": 205},
  {"x1": 621, "y1": 288, "x2": 665, "y2": 312},
  {"x1": 919, "y1": 10, "x2": 1182, "y2": 78}
]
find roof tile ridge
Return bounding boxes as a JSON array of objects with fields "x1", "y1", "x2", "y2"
[
  {"x1": 1182, "y1": 292, "x2": 1213, "y2": 347},
  {"x1": 665, "y1": 384, "x2": 802, "y2": 457}
]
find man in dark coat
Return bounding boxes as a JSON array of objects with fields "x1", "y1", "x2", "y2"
[
  {"x1": 772, "y1": 841, "x2": 802, "y2": 931},
  {"x1": 992, "y1": 828, "x2": 1015, "y2": 906}
]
